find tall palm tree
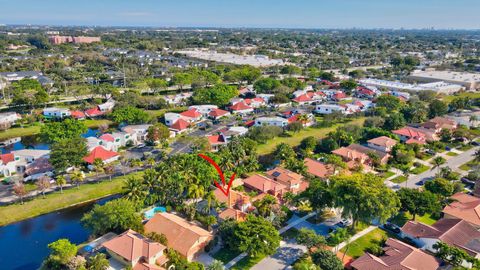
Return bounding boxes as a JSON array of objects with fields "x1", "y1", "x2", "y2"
[
  {"x1": 204, "y1": 191, "x2": 217, "y2": 214},
  {"x1": 92, "y1": 158, "x2": 104, "y2": 176},
  {"x1": 70, "y1": 170, "x2": 85, "y2": 189},
  {"x1": 187, "y1": 184, "x2": 205, "y2": 200},
  {"x1": 122, "y1": 176, "x2": 147, "y2": 204},
  {"x1": 55, "y1": 175, "x2": 67, "y2": 193},
  {"x1": 432, "y1": 156, "x2": 445, "y2": 172}
]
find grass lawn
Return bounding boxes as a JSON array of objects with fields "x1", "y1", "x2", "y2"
[
  {"x1": 212, "y1": 248, "x2": 241, "y2": 263},
  {"x1": 83, "y1": 119, "x2": 113, "y2": 128},
  {"x1": 459, "y1": 160, "x2": 479, "y2": 171},
  {"x1": 24, "y1": 182, "x2": 38, "y2": 192},
  {"x1": 0, "y1": 125, "x2": 41, "y2": 141},
  {"x1": 391, "y1": 175, "x2": 407, "y2": 184},
  {"x1": 446, "y1": 152, "x2": 458, "y2": 157},
  {"x1": 340, "y1": 228, "x2": 388, "y2": 258},
  {"x1": 380, "y1": 171, "x2": 396, "y2": 179},
  {"x1": 257, "y1": 117, "x2": 365, "y2": 155},
  {"x1": 231, "y1": 254, "x2": 266, "y2": 270},
  {"x1": 441, "y1": 92, "x2": 480, "y2": 103},
  {"x1": 458, "y1": 144, "x2": 474, "y2": 151},
  {"x1": 411, "y1": 164, "x2": 430, "y2": 174},
  {"x1": 0, "y1": 172, "x2": 143, "y2": 226},
  {"x1": 389, "y1": 212, "x2": 438, "y2": 227}
]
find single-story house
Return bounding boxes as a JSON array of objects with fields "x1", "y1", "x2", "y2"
[
  {"x1": 207, "y1": 134, "x2": 227, "y2": 152},
  {"x1": 0, "y1": 112, "x2": 21, "y2": 130},
  {"x1": 367, "y1": 136, "x2": 398, "y2": 153},
  {"x1": 83, "y1": 146, "x2": 119, "y2": 165},
  {"x1": 421, "y1": 117, "x2": 458, "y2": 133},
  {"x1": 208, "y1": 108, "x2": 231, "y2": 120},
  {"x1": 144, "y1": 212, "x2": 213, "y2": 261},
  {"x1": 314, "y1": 104, "x2": 348, "y2": 115},
  {"x1": 229, "y1": 102, "x2": 254, "y2": 115},
  {"x1": 43, "y1": 107, "x2": 71, "y2": 119},
  {"x1": 189, "y1": 105, "x2": 218, "y2": 117},
  {"x1": 304, "y1": 158, "x2": 335, "y2": 179},
  {"x1": 254, "y1": 117, "x2": 288, "y2": 128},
  {"x1": 392, "y1": 127, "x2": 428, "y2": 145},
  {"x1": 443, "y1": 193, "x2": 480, "y2": 228}
]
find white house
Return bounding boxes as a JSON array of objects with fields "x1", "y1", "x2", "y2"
[
  {"x1": 254, "y1": 117, "x2": 288, "y2": 127},
  {"x1": 314, "y1": 104, "x2": 348, "y2": 115},
  {"x1": 121, "y1": 124, "x2": 152, "y2": 142},
  {"x1": 0, "y1": 112, "x2": 21, "y2": 130},
  {"x1": 229, "y1": 101, "x2": 254, "y2": 115},
  {"x1": 98, "y1": 99, "x2": 116, "y2": 112},
  {"x1": 0, "y1": 153, "x2": 18, "y2": 177},
  {"x1": 43, "y1": 107, "x2": 71, "y2": 119},
  {"x1": 164, "y1": 113, "x2": 182, "y2": 126},
  {"x1": 189, "y1": 105, "x2": 218, "y2": 117}
]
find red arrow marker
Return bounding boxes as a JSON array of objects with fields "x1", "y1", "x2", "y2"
[{"x1": 198, "y1": 153, "x2": 236, "y2": 196}]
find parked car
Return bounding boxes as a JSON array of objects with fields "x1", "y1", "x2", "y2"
[
  {"x1": 461, "y1": 177, "x2": 476, "y2": 185},
  {"x1": 384, "y1": 222, "x2": 401, "y2": 234},
  {"x1": 336, "y1": 219, "x2": 352, "y2": 228},
  {"x1": 425, "y1": 149, "x2": 436, "y2": 155},
  {"x1": 471, "y1": 141, "x2": 480, "y2": 146}
]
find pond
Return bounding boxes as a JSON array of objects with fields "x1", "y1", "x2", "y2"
[
  {"x1": 0, "y1": 195, "x2": 118, "y2": 270},
  {"x1": 0, "y1": 129, "x2": 99, "y2": 154}
]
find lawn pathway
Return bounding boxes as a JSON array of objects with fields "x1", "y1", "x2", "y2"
[{"x1": 334, "y1": 225, "x2": 377, "y2": 252}]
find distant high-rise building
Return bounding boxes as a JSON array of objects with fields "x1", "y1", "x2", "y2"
[{"x1": 48, "y1": 35, "x2": 101, "y2": 44}]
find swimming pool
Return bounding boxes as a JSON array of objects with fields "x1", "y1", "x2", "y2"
[{"x1": 144, "y1": 206, "x2": 166, "y2": 219}]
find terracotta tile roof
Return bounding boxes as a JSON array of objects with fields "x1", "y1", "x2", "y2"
[
  {"x1": 293, "y1": 94, "x2": 313, "y2": 103},
  {"x1": 402, "y1": 218, "x2": 480, "y2": 256},
  {"x1": 347, "y1": 144, "x2": 390, "y2": 161},
  {"x1": 230, "y1": 101, "x2": 252, "y2": 111},
  {"x1": 170, "y1": 118, "x2": 189, "y2": 131},
  {"x1": 265, "y1": 167, "x2": 304, "y2": 186},
  {"x1": 242, "y1": 174, "x2": 286, "y2": 194},
  {"x1": 85, "y1": 107, "x2": 105, "y2": 117},
  {"x1": 207, "y1": 134, "x2": 226, "y2": 145},
  {"x1": 70, "y1": 110, "x2": 85, "y2": 119},
  {"x1": 99, "y1": 134, "x2": 115, "y2": 142},
  {"x1": 218, "y1": 208, "x2": 247, "y2": 222},
  {"x1": 144, "y1": 212, "x2": 212, "y2": 259},
  {"x1": 102, "y1": 229, "x2": 166, "y2": 263},
  {"x1": 0, "y1": 153, "x2": 15, "y2": 165},
  {"x1": 333, "y1": 92, "x2": 348, "y2": 100},
  {"x1": 180, "y1": 109, "x2": 202, "y2": 119},
  {"x1": 133, "y1": 263, "x2": 165, "y2": 270},
  {"x1": 350, "y1": 238, "x2": 441, "y2": 270},
  {"x1": 83, "y1": 146, "x2": 119, "y2": 164},
  {"x1": 393, "y1": 127, "x2": 426, "y2": 140},
  {"x1": 208, "y1": 108, "x2": 229, "y2": 118},
  {"x1": 214, "y1": 188, "x2": 250, "y2": 209},
  {"x1": 332, "y1": 146, "x2": 369, "y2": 162},
  {"x1": 443, "y1": 193, "x2": 480, "y2": 227},
  {"x1": 367, "y1": 136, "x2": 398, "y2": 148},
  {"x1": 304, "y1": 158, "x2": 335, "y2": 178}
]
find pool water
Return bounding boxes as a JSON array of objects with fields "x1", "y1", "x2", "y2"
[{"x1": 144, "y1": 206, "x2": 166, "y2": 219}]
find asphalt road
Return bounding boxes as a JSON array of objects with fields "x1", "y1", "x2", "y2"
[
  {"x1": 404, "y1": 146, "x2": 479, "y2": 188},
  {"x1": 250, "y1": 240, "x2": 307, "y2": 270}
]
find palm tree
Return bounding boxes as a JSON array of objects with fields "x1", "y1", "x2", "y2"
[
  {"x1": 70, "y1": 170, "x2": 85, "y2": 189},
  {"x1": 432, "y1": 156, "x2": 446, "y2": 172},
  {"x1": 92, "y1": 158, "x2": 104, "y2": 176},
  {"x1": 12, "y1": 183, "x2": 28, "y2": 204},
  {"x1": 187, "y1": 184, "x2": 205, "y2": 200},
  {"x1": 254, "y1": 195, "x2": 277, "y2": 217},
  {"x1": 104, "y1": 165, "x2": 115, "y2": 181},
  {"x1": 122, "y1": 176, "x2": 147, "y2": 203},
  {"x1": 36, "y1": 176, "x2": 51, "y2": 198},
  {"x1": 55, "y1": 175, "x2": 67, "y2": 193},
  {"x1": 400, "y1": 166, "x2": 410, "y2": 188},
  {"x1": 204, "y1": 191, "x2": 217, "y2": 214}
]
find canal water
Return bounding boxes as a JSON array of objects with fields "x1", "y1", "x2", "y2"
[
  {"x1": 0, "y1": 195, "x2": 118, "y2": 270},
  {"x1": 0, "y1": 129, "x2": 99, "y2": 154}
]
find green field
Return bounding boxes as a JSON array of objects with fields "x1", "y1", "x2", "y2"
[
  {"x1": 231, "y1": 255, "x2": 266, "y2": 270},
  {"x1": 257, "y1": 117, "x2": 365, "y2": 155},
  {"x1": 389, "y1": 212, "x2": 438, "y2": 227},
  {"x1": 0, "y1": 125, "x2": 42, "y2": 141},
  {"x1": 340, "y1": 228, "x2": 388, "y2": 258},
  {"x1": 441, "y1": 92, "x2": 480, "y2": 103},
  {"x1": 0, "y1": 172, "x2": 143, "y2": 226},
  {"x1": 391, "y1": 175, "x2": 407, "y2": 184},
  {"x1": 411, "y1": 164, "x2": 430, "y2": 174}
]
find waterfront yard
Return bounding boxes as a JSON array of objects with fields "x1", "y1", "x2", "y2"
[{"x1": 0, "y1": 172, "x2": 142, "y2": 226}]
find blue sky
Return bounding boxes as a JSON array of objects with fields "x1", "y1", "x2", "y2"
[{"x1": 1, "y1": 0, "x2": 479, "y2": 29}]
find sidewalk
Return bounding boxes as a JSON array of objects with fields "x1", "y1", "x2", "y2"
[
  {"x1": 334, "y1": 225, "x2": 377, "y2": 251},
  {"x1": 224, "y1": 212, "x2": 316, "y2": 269}
]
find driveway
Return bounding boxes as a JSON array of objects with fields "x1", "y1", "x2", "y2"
[
  {"x1": 404, "y1": 146, "x2": 479, "y2": 188},
  {"x1": 287, "y1": 213, "x2": 341, "y2": 236},
  {"x1": 250, "y1": 239, "x2": 307, "y2": 270}
]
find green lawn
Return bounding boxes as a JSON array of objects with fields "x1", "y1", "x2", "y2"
[
  {"x1": 459, "y1": 160, "x2": 479, "y2": 171},
  {"x1": 391, "y1": 175, "x2": 407, "y2": 184},
  {"x1": 257, "y1": 117, "x2": 365, "y2": 155},
  {"x1": 458, "y1": 144, "x2": 474, "y2": 151},
  {"x1": 411, "y1": 164, "x2": 430, "y2": 174},
  {"x1": 231, "y1": 254, "x2": 266, "y2": 270},
  {"x1": 441, "y1": 92, "x2": 480, "y2": 103},
  {"x1": 0, "y1": 125, "x2": 42, "y2": 141},
  {"x1": 83, "y1": 119, "x2": 114, "y2": 128},
  {"x1": 0, "y1": 172, "x2": 143, "y2": 226},
  {"x1": 212, "y1": 248, "x2": 242, "y2": 263},
  {"x1": 380, "y1": 171, "x2": 396, "y2": 179},
  {"x1": 446, "y1": 152, "x2": 458, "y2": 157},
  {"x1": 389, "y1": 212, "x2": 438, "y2": 227},
  {"x1": 340, "y1": 228, "x2": 388, "y2": 258}
]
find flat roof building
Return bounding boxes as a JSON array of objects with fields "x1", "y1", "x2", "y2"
[
  {"x1": 359, "y1": 78, "x2": 463, "y2": 94},
  {"x1": 408, "y1": 69, "x2": 480, "y2": 90}
]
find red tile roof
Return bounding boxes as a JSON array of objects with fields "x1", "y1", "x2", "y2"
[
  {"x1": 367, "y1": 136, "x2": 398, "y2": 148},
  {"x1": 207, "y1": 135, "x2": 226, "y2": 145},
  {"x1": 85, "y1": 107, "x2": 105, "y2": 117},
  {"x1": 351, "y1": 238, "x2": 441, "y2": 270},
  {"x1": 218, "y1": 208, "x2": 247, "y2": 222},
  {"x1": 443, "y1": 193, "x2": 480, "y2": 227},
  {"x1": 393, "y1": 127, "x2": 426, "y2": 140},
  {"x1": 266, "y1": 167, "x2": 304, "y2": 186},
  {"x1": 304, "y1": 158, "x2": 335, "y2": 178},
  {"x1": 243, "y1": 174, "x2": 286, "y2": 194},
  {"x1": 208, "y1": 108, "x2": 229, "y2": 118},
  {"x1": 180, "y1": 109, "x2": 202, "y2": 119},
  {"x1": 0, "y1": 153, "x2": 15, "y2": 165},
  {"x1": 230, "y1": 102, "x2": 252, "y2": 111},
  {"x1": 70, "y1": 110, "x2": 85, "y2": 119},
  {"x1": 99, "y1": 134, "x2": 115, "y2": 142},
  {"x1": 333, "y1": 92, "x2": 348, "y2": 100},
  {"x1": 170, "y1": 118, "x2": 190, "y2": 131},
  {"x1": 83, "y1": 146, "x2": 119, "y2": 164},
  {"x1": 293, "y1": 94, "x2": 313, "y2": 103}
]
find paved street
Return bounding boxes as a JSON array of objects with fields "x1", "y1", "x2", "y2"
[
  {"x1": 404, "y1": 146, "x2": 479, "y2": 188},
  {"x1": 251, "y1": 240, "x2": 307, "y2": 270}
]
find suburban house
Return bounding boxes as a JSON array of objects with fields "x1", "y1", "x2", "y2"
[
  {"x1": 332, "y1": 144, "x2": 390, "y2": 167},
  {"x1": 218, "y1": 126, "x2": 248, "y2": 140},
  {"x1": 83, "y1": 146, "x2": 119, "y2": 165},
  {"x1": 164, "y1": 113, "x2": 182, "y2": 126},
  {"x1": 189, "y1": 105, "x2": 218, "y2": 117},
  {"x1": 169, "y1": 118, "x2": 190, "y2": 134},
  {"x1": 286, "y1": 113, "x2": 315, "y2": 127},
  {"x1": 8, "y1": 149, "x2": 51, "y2": 179},
  {"x1": 242, "y1": 174, "x2": 287, "y2": 198},
  {"x1": 331, "y1": 91, "x2": 350, "y2": 101},
  {"x1": 304, "y1": 158, "x2": 335, "y2": 179},
  {"x1": 218, "y1": 208, "x2": 247, "y2": 222},
  {"x1": 42, "y1": 107, "x2": 71, "y2": 119},
  {"x1": 70, "y1": 110, "x2": 86, "y2": 120},
  {"x1": 164, "y1": 92, "x2": 192, "y2": 105},
  {"x1": 314, "y1": 104, "x2": 348, "y2": 115},
  {"x1": 208, "y1": 108, "x2": 231, "y2": 120},
  {"x1": 442, "y1": 193, "x2": 480, "y2": 228},
  {"x1": 265, "y1": 167, "x2": 308, "y2": 194},
  {"x1": 392, "y1": 127, "x2": 428, "y2": 145},
  {"x1": 179, "y1": 108, "x2": 203, "y2": 122},
  {"x1": 421, "y1": 117, "x2": 458, "y2": 133},
  {"x1": 0, "y1": 71, "x2": 53, "y2": 88},
  {"x1": 102, "y1": 229, "x2": 169, "y2": 270},
  {"x1": 0, "y1": 112, "x2": 21, "y2": 130},
  {"x1": 229, "y1": 101, "x2": 254, "y2": 115},
  {"x1": 85, "y1": 99, "x2": 116, "y2": 118},
  {"x1": 121, "y1": 124, "x2": 152, "y2": 143},
  {"x1": 244, "y1": 97, "x2": 266, "y2": 108},
  {"x1": 0, "y1": 153, "x2": 17, "y2": 177},
  {"x1": 207, "y1": 134, "x2": 228, "y2": 151},
  {"x1": 367, "y1": 136, "x2": 398, "y2": 153},
  {"x1": 144, "y1": 212, "x2": 213, "y2": 261},
  {"x1": 214, "y1": 188, "x2": 251, "y2": 212},
  {"x1": 254, "y1": 117, "x2": 288, "y2": 127},
  {"x1": 350, "y1": 238, "x2": 441, "y2": 270},
  {"x1": 24, "y1": 157, "x2": 54, "y2": 181},
  {"x1": 401, "y1": 218, "x2": 480, "y2": 259}
]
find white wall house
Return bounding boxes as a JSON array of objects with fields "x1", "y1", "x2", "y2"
[
  {"x1": 0, "y1": 112, "x2": 21, "y2": 130},
  {"x1": 43, "y1": 107, "x2": 71, "y2": 119},
  {"x1": 164, "y1": 113, "x2": 182, "y2": 126},
  {"x1": 314, "y1": 104, "x2": 348, "y2": 115},
  {"x1": 189, "y1": 105, "x2": 218, "y2": 117},
  {"x1": 254, "y1": 117, "x2": 288, "y2": 127},
  {"x1": 98, "y1": 99, "x2": 116, "y2": 112},
  {"x1": 121, "y1": 124, "x2": 152, "y2": 142}
]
